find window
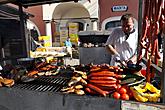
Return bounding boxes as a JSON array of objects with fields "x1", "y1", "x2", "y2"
[{"x1": 105, "y1": 20, "x2": 121, "y2": 30}]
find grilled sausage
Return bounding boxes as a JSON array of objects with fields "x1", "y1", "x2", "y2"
[
  {"x1": 95, "y1": 84, "x2": 117, "y2": 91},
  {"x1": 86, "y1": 84, "x2": 107, "y2": 97},
  {"x1": 89, "y1": 76, "x2": 117, "y2": 81},
  {"x1": 89, "y1": 80, "x2": 117, "y2": 84},
  {"x1": 87, "y1": 72, "x2": 115, "y2": 79}
]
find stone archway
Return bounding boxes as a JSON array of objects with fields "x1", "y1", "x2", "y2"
[
  {"x1": 51, "y1": 2, "x2": 90, "y2": 46},
  {"x1": 52, "y1": 2, "x2": 90, "y2": 20}
]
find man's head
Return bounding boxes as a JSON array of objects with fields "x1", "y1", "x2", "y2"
[
  {"x1": 120, "y1": 13, "x2": 135, "y2": 34},
  {"x1": 67, "y1": 37, "x2": 70, "y2": 41}
]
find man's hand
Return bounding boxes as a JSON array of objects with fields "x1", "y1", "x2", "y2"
[
  {"x1": 113, "y1": 54, "x2": 120, "y2": 62},
  {"x1": 126, "y1": 60, "x2": 133, "y2": 65}
]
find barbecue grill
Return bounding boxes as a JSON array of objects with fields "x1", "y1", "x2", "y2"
[
  {"x1": 0, "y1": 73, "x2": 121, "y2": 110},
  {"x1": 0, "y1": 86, "x2": 121, "y2": 110},
  {"x1": 13, "y1": 76, "x2": 70, "y2": 92},
  {"x1": 0, "y1": 68, "x2": 162, "y2": 110}
]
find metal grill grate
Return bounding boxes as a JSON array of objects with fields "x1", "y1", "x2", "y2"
[{"x1": 13, "y1": 77, "x2": 70, "y2": 92}]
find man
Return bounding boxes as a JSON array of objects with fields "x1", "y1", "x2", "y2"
[
  {"x1": 64, "y1": 37, "x2": 72, "y2": 47},
  {"x1": 105, "y1": 13, "x2": 138, "y2": 66}
]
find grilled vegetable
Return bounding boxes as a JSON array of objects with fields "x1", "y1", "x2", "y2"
[
  {"x1": 120, "y1": 78, "x2": 136, "y2": 85},
  {"x1": 130, "y1": 87, "x2": 148, "y2": 102},
  {"x1": 75, "y1": 85, "x2": 83, "y2": 89},
  {"x1": 74, "y1": 89, "x2": 85, "y2": 95},
  {"x1": 2, "y1": 78, "x2": 15, "y2": 87},
  {"x1": 28, "y1": 70, "x2": 38, "y2": 76}
]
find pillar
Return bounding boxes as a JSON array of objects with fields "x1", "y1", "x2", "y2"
[
  {"x1": 92, "y1": 21, "x2": 98, "y2": 30},
  {"x1": 45, "y1": 21, "x2": 52, "y2": 47}
]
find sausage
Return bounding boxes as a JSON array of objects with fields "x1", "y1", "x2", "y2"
[
  {"x1": 87, "y1": 72, "x2": 115, "y2": 79},
  {"x1": 96, "y1": 86, "x2": 116, "y2": 91},
  {"x1": 85, "y1": 87, "x2": 109, "y2": 95},
  {"x1": 95, "y1": 83, "x2": 117, "y2": 87},
  {"x1": 155, "y1": 39, "x2": 161, "y2": 65},
  {"x1": 35, "y1": 62, "x2": 47, "y2": 69},
  {"x1": 159, "y1": 12, "x2": 164, "y2": 30},
  {"x1": 91, "y1": 71, "x2": 115, "y2": 74},
  {"x1": 28, "y1": 70, "x2": 38, "y2": 76},
  {"x1": 138, "y1": 0, "x2": 164, "y2": 81},
  {"x1": 146, "y1": 58, "x2": 151, "y2": 82},
  {"x1": 95, "y1": 84, "x2": 117, "y2": 91},
  {"x1": 86, "y1": 84, "x2": 107, "y2": 97},
  {"x1": 90, "y1": 68, "x2": 101, "y2": 73},
  {"x1": 156, "y1": 0, "x2": 163, "y2": 21},
  {"x1": 89, "y1": 76, "x2": 117, "y2": 81},
  {"x1": 88, "y1": 73, "x2": 125, "y2": 79},
  {"x1": 85, "y1": 87, "x2": 98, "y2": 95},
  {"x1": 89, "y1": 80, "x2": 117, "y2": 84}
]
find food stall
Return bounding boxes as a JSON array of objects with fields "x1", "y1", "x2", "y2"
[
  {"x1": 0, "y1": 0, "x2": 164, "y2": 110},
  {"x1": 0, "y1": 4, "x2": 32, "y2": 66}
]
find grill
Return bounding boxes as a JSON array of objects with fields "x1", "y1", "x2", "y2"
[{"x1": 12, "y1": 76, "x2": 70, "y2": 92}]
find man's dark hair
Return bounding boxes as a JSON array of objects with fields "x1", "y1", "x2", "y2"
[{"x1": 120, "y1": 13, "x2": 134, "y2": 23}]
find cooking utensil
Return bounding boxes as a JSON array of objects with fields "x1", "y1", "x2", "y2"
[
  {"x1": 127, "y1": 63, "x2": 142, "y2": 72},
  {"x1": 20, "y1": 75, "x2": 36, "y2": 83},
  {"x1": 115, "y1": 59, "x2": 127, "y2": 68},
  {"x1": 116, "y1": 59, "x2": 142, "y2": 74},
  {"x1": 17, "y1": 58, "x2": 35, "y2": 70}
]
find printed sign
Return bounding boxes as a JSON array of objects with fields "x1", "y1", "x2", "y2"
[
  {"x1": 60, "y1": 27, "x2": 68, "y2": 46},
  {"x1": 69, "y1": 23, "x2": 79, "y2": 45},
  {"x1": 112, "y1": 5, "x2": 128, "y2": 12}
]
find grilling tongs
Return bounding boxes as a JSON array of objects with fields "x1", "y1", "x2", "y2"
[{"x1": 115, "y1": 59, "x2": 127, "y2": 68}]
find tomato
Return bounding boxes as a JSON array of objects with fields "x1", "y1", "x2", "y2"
[
  {"x1": 122, "y1": 85, "x2": 129, "y2": 90},
  {"x1": 121, "y1": 94, "x2": 129, "y2": 100},
  {"x1": 112, "y1": 92, "x2": 121, "y2": 99},
  {"x1": 128, "y1": 90, "x2": 134, "y2": 99},
  {"x1": 118, "y1": 87, "x2": 127, "y2": 94}
]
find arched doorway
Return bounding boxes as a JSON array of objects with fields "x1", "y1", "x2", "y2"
[{"x1": 52, "y1": 2, "x2": 90, "y2": 46}]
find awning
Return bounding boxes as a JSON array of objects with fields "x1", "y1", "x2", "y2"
[
  {"x1": 0, "y1": 0, "x2": 82, "y2": 7},
  {"x1": 0, "y1": 4, "x2": 33, "y2": 20}
]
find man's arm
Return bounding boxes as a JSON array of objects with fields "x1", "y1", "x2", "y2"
[{"x1": 105, "y1": 44, "x2": 119, "y2": 55}]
